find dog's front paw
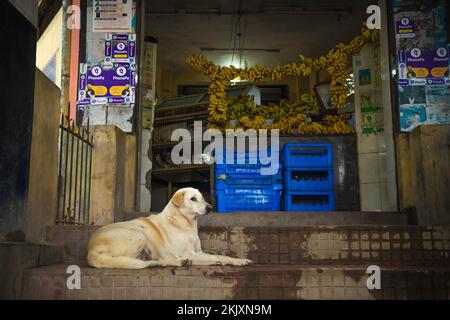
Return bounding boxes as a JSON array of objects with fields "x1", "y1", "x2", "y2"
[
  {"x1": 233, "y1": 258, "x2": 253, "y2": 266},
  {"x1": 181, "y1": 259, "x2": 192, "y2": 267}
]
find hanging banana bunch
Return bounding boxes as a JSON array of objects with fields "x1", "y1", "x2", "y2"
[{"x1": 186, "y1": 25, "x2": 379, "y2": 128}]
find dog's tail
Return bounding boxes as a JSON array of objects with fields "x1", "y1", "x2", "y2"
[{"x1": 87, "y1": 251, "x2": 154, "y2": 269}]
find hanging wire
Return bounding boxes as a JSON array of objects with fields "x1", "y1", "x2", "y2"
[
  {"x1": 230, "y1": 0, "x2": 243, "y2": 67},
  {"x1": 228, "y1": 0, "x2": 239, "y2": 54},
  {"x1": 239, "y1": 13, "x2": 248, "y2": 69}
]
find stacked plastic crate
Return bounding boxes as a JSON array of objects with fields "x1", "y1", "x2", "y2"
[
  {"x1": 215, "y1": 149, "x2": 283, "y2": 212},
  {"x1": 282, "y1": 143, "x2": 335, "y2": 212}
]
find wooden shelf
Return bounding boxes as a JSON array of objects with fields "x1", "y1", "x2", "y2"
[
  {"x1": 152, "y1": 140, "x2": 210, "y2": 149},
  {"x1": 152, "y1": 164, "x2": 210, "y2": 174},
  {"x1": 151, "y1": 164, "x2": 211, "y2": 184},
  {"x1": 154, "y1": 111, "x2": 209, "y2": 124}
]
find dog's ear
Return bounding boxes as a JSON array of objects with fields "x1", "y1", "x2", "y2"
[{"x1": 171, "y1": 191, "x2": 185, "y2": 207}]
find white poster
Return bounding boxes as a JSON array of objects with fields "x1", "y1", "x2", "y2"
[{"x1": 93, "y1": 0, "x2": 132, "y2": 33}]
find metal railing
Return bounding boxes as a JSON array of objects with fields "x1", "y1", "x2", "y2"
[{"x1": 56, "y1": 114, "x2": 94, "y2": 225}]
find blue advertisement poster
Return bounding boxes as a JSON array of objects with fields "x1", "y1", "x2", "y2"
[
  {"x1": 78, "y1": 64, "x2": 136, "y2": 108},
  {"x1": 396, "y1": 16, "x2": 415, "y2": 38},
  {"x1": 104, "y1": 34, "x2": 137, "y2": 67},
  {"x1": 398, "y1": 46, "x2": 450, "y2": 86}
]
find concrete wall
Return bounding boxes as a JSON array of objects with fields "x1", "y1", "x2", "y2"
[
  {"x1": 397, "y1": 125, "x2": 450, "y2": 226},
  {"x1": 353, "y1": 30, "x2": 397, "y2": 212},
  {"x1": 36, "y1": 8, "x2": 63, "y2": 87},
  {"x1": 124, "y1": 136, "x2": 137, "y2": 213},
  {"x1": 89, "y1": 126, "x2": 137, "y2": 225},
  {"x1": 82, "y1": 0, "x2": 137, "y2": 132},
  {"x1": 26, "y1": 70, "x2": 61, "y2": 243}
]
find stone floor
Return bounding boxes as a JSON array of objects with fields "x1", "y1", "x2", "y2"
[{"x1": 22, "y1": 264, "x2": 450, "y2": 300}]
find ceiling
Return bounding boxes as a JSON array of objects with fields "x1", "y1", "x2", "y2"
[{"x1": 145, "y1": 0, "x2": 375, "y2": 71}]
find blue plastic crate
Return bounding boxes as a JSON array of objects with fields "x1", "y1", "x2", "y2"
[
  {"x1": 215, "y1": 164, "x2": 282, "y2": 178},
  {"x1": 215, "y1": 186, "x2": 282, "y2": 212},
  {"x1": 284, "y1": 169, "x2": 334, "y2": 191},
  {"x1": 216, "y1": 168, "x2": 282, "y2": 187},
  {"x1": 215, "y1": 147, "x2": 279, "y2": 166},
  {"x1": 284, "y1": 192, "x2": 335, "y2": 212},
  {"x1": 282, "y1": 143, "x2": 332, "y2": 168}
]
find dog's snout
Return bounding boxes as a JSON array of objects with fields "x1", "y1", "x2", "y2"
[{"x1": 205, "y1": 205, "x2": 212, "y2": 214}]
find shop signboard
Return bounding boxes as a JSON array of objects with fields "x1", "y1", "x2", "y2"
[
  {"x1": 104, "y1": 34, "x2": 136, "y2": 67},
  {"x1": 78, "y1": 64, "x2": 136, "y2": 108},
  {"x1": 93, "y1": 0, "x2": 132, "y2": 33}
]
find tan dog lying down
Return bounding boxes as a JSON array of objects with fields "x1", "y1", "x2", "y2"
[{"x1": 87, "y1": 188, "x2": 252, "y2": 269}]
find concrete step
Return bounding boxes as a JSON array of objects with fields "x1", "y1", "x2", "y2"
[
  {"x1": 126, "y1": 212, "x2": 410, "y2": 226},
  {"x1": 47, "y1": 225, "x2": 450, "y2": 267},
  {"x1": 22, "y1": 263, "x2": 450, "y2": 300},
  {"x1": 0, "y1": 242, "x2": 64, "y2": 299}
]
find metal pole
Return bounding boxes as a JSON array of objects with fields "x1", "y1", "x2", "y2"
[
  {"x1": 56, "y1": 114, "x2": 65, "y2": 223},
  {"x1": 62, "y1": 118, "x2": 70, "y2": 223},
  {"x1": 78, "y1": 129, "x2": 85, "y2": 223},
  {"x1": 87, "y1": 135, "x2": 93, "y2": 224},
  {"x1": 73, "y1": 126, "x2": 80, "y2": 222},
  {"x1": 67, "y1": 120, "x2": 75, "y2": 221},
  {"x1": 60, "y1": 0, "x2": 72, "y2": 115},
  {"x1": 83, "y1": 128, "x2": 89, "y2": 223}
]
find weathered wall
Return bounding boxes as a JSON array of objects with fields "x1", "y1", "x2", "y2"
[
  {"x1": 82, "y1": 0, "x2": 137, "y2": 133},
  {"x1": 26, "y1": 70, "x2": 61, "y2": 242},
  {"x1": 36, "y1": 8, "x2": 63, "y2": 87},
  {"x1": 124, "y1": 135, "x2": 137, "y2": 213},
  {"x1": 89, "y1": 126, "x2": 136, "y2": 225},
  {"x1": 397, "y1": 125, "x2": 450, "y2": 226},
  {"x1": 0, "y1": 1, "x2": 38, "y2": 239}
]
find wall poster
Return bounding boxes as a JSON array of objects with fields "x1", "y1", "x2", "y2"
[
  {"x1": 104, "y1": 34, "x2": 137, "y2": 67},
  {"x1": 78, "y1": 64, "x2": 136, "y2": 108},
  {"x1": 393, "y1": 0, "x2": 450, "y2": 132},
  {"x1": 93, "y1": 0, "x2": 133, "y2": 33}
]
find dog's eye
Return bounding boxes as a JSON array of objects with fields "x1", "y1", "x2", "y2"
[{"x1": 190, "y1": 197, "x2": 197, "y2": 202}]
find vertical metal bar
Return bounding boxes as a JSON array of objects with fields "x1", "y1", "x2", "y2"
[
  {"x1": 78, "y1": 129, "x2": 85, "y2": 224},
  {"x1": 62, "y1": 119, "x2": 70, "y2": 223},
  {"x1": 67, "y1": 120, "x2": 75, "y2": 222},
  {"x1": 73, "y1": 126, "x2": 80, "y2": 223},
  {"x1": 56, "y1": 114, "x2": 65, "y2": 223},
  {"x1": 83, "y1": 129, "x2": 89, "y2": 223},
  {"x1": 86, "y1": 135, "x2": 93, "y2": 224}
]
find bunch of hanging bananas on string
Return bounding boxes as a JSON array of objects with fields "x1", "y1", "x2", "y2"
[
  {"x1": 227, "y1": 95, "x2": 257, "y2": 120},
  {"x1": 322, "y1": 114, "x2": 355, "y2": 134},
  {"x1": 210, "y1": 94, "x2": 355, "y2": 135},
  {"x1": 239, "y1": 115, "x2": 266, "y2": 129},
  {"x1": 269, "y1": 113, "x2": 307, "y2": 134},
  {"x1": 186, "y1": 25, "x2": 379, "y2": 126},
  {"x1": 298, "y1": 122, "x2": 327, "y2": 135},
  {"x1": 220, "y1": 94, "x2": 320, "y2": 133}
]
